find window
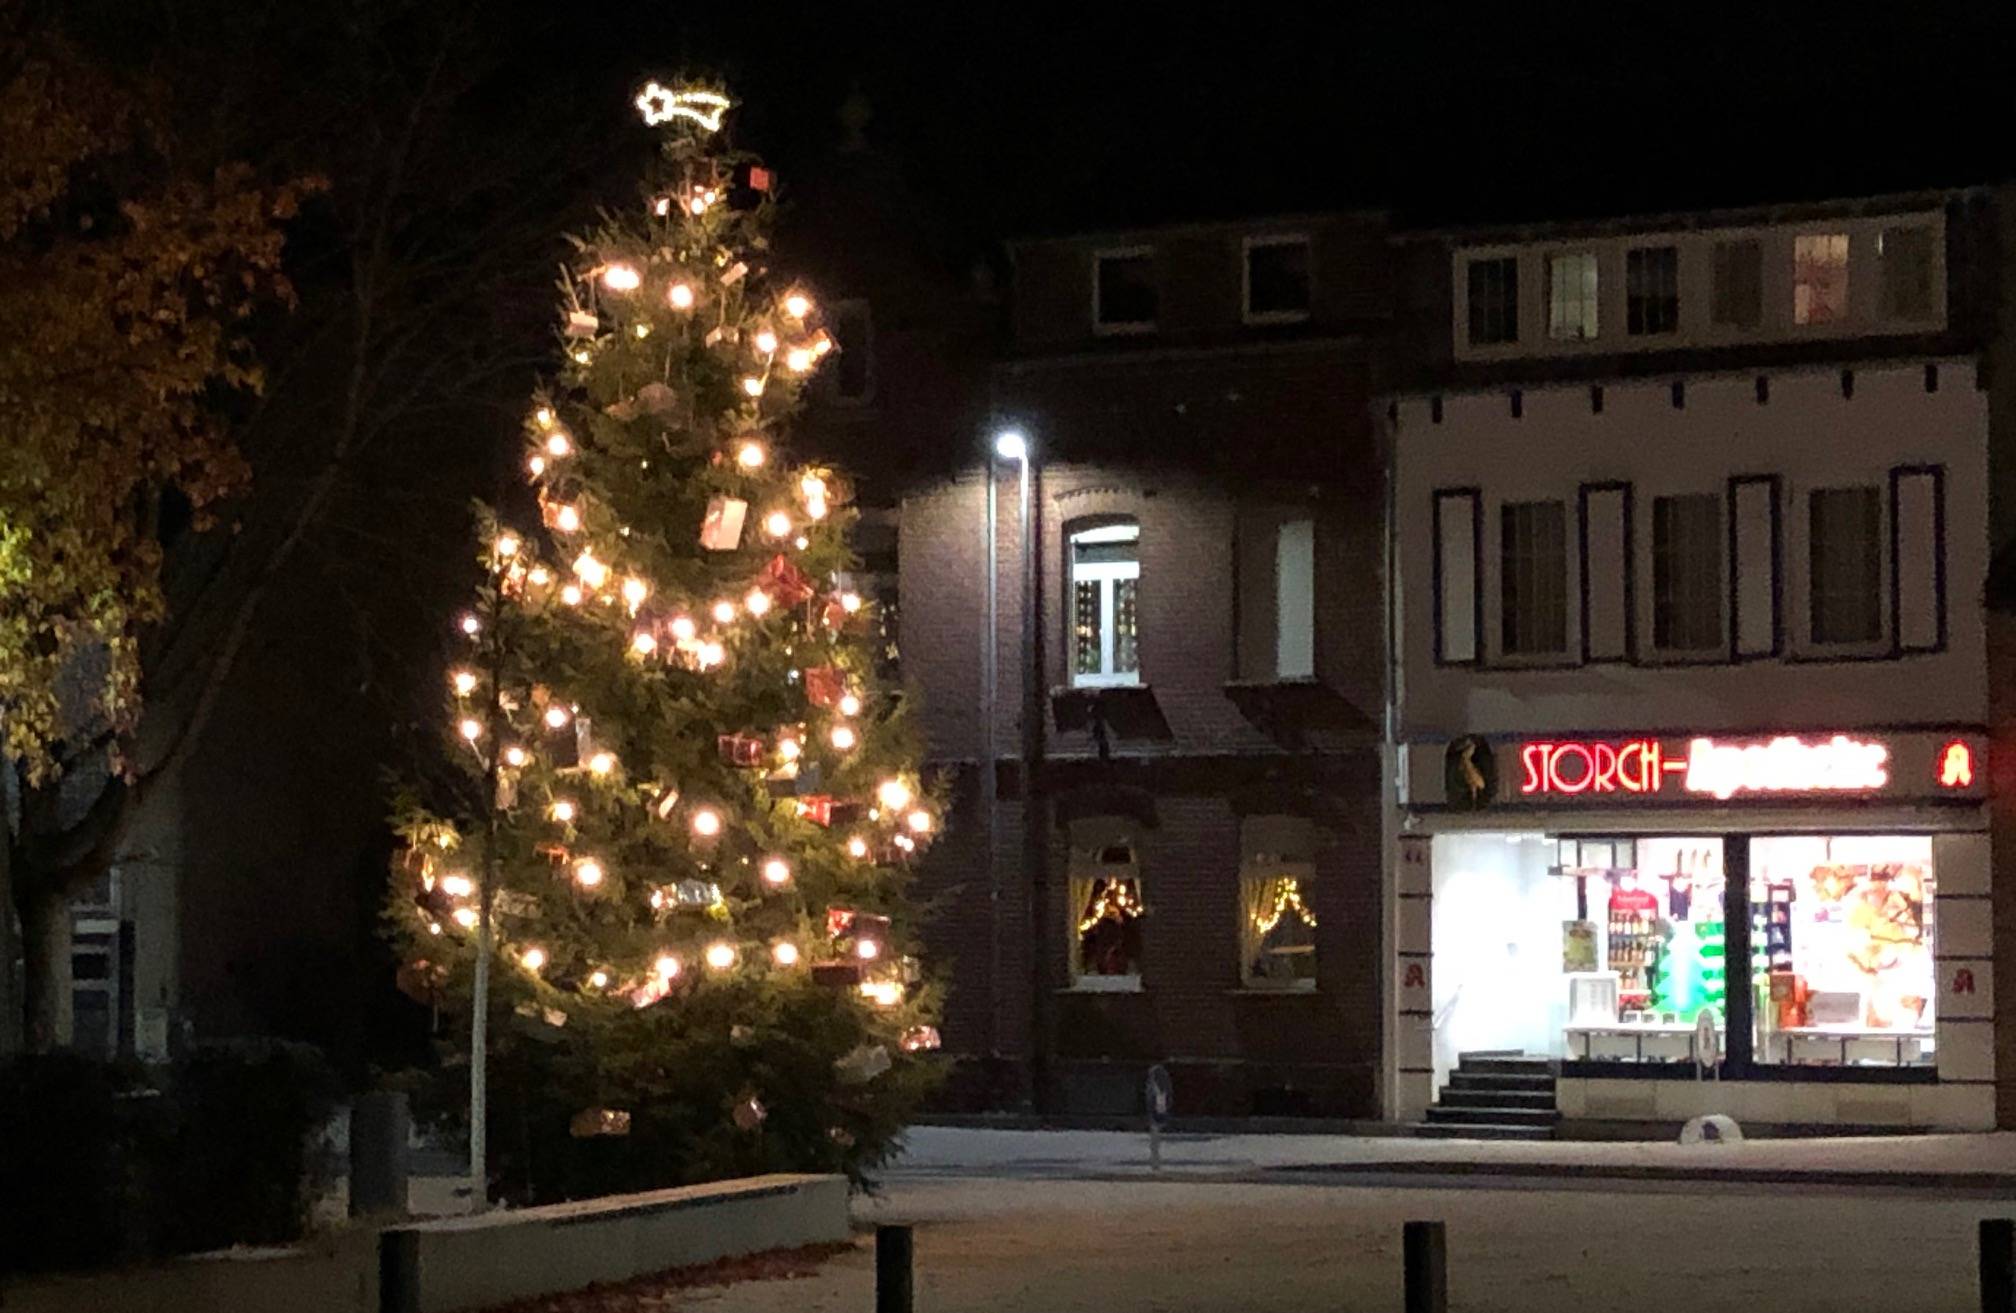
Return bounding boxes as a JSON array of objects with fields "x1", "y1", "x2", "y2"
[
  {"x1": 1712, "y1": 238, "x2": 1763, "y2": 328},
  {"x1": 1652, "y1": 494, "x2": 1723, "y2": 652},
  {"x1": 1750, "y1": 835, "x2": 1934, "y2": 1068},
  {"x1": 1240, "y1": 816, "x2": 1317, "y2": 990},
  {"x1": 1794, "y1": 233, "x2": 1850, "y2": 325},
  {"x1": 819, "y1": 299, "x2": 874, "y2": 403},
  {"x1": 1466, "y1": 256, "x2": 1518, "y2": 345},
  {"x1": 1500, "y1": 500, "x2": 1567, "y2": 656},
  {"x1": 1094, "y1": 249, "x2": 1157, "y2": 333},
  {"x1": 1809, "y1": 486, "x2": 1881, "y2": 644},
  {"x1": 1244, "y1": 235, "x2": 1311, "y2": 322},
  {"x1": 1880, "y1": 226, "x2": 1935, "y2": 320},
  {"x1": 1545, "y1": 251, "x2": 1599, "y2": 341},
  {"x1": 1070, "y1": 520, "x2": 1141, "y2": 686},
  {"x1": 1069, "y1": 818, "x2": 1144, "y2": 990},
  {"x1": 1275, "y1": 518, "x2": 1315, "y2": 679},
  {"x1": 1625, "y1": 246, "x2": 1679, "y2": 335}
]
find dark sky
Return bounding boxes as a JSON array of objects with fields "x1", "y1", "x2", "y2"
[{"x1": 487, "y1": 4, "x2": 2016, "y2": 242}]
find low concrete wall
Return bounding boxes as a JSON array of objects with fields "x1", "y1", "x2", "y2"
[
  {"x1": 381, "y1": 1172, "x2": 849, "y2": 1313},
  {"x1": 0, "y1": 1234, "x2": 377, "y2": 1313}
]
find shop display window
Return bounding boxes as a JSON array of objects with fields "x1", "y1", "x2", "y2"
[{"x1": 1750, "y1": 835, "x2": 1934, "y2": 1067}]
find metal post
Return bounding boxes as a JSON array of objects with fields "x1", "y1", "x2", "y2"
[
  {"x1": 350, "y1": 1089, "x2": 411, "y2": 1218},
  {"x1": 982, "y1": 462, "x2": 999, "y2": 1057},
  {"x1": 876, "y1": 1224, "x2": 915, "y2": 1313},
  {"x1": 1017, "y1": 456, "x2": 1048, "y2": 1113},
  {"x1": 1404, "y1": 1221, "x2": 1447, "y2": 1313},
  {"x1": 1983, "y1": 1218, "x2": 2014, "y2": 1313},
  {"x1": 469, "y1": 585, "x2": 507, "y2": 1213}
]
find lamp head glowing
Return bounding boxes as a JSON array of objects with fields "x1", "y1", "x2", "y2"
[{"x1": 993, "y1": 429, "x2": 1028, "y2": 461}]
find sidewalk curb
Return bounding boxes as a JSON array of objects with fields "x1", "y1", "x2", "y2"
[{"x1": 1269, "y1": 1160, "x2": 2016, "y2": 1191}]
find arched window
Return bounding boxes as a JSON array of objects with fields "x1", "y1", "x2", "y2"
[{"x1": 1068, "y1": 518, "x2": 1140, "y2": 687}]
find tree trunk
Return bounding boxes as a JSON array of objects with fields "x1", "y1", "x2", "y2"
[
  {"x1": 19, "y1": 884, "x2": 72, "y2": 1054},
  {"x1": 0, "y1": 839, "x2": 19, "y2": 1058}
]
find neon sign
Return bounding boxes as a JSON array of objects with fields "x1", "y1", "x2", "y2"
[
  {"x1": 1520, "y1": 734, "x2": 1891, "y2": 800},
  {"x1": 1938, "y1": 740, "x2": 1973, "y2": 788}
]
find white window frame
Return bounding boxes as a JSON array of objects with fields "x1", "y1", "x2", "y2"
[
  {"x1": 1092, "y1": 246, "x2": 1157, "y2": 336},
  {"x1": 1544, "y1": 249, "x2": 1599, "y2": 342},
  {"x1": 1069, "y1": 819, "x2": 1145, "y2": 992},
  {"x1": 1242, "y1": 233, "x2": 1312, "y2": 325},
  {"x1": 1792, "y1": 231, "x2": 1851, "y2": 327},
  {"x1": 1070, "y1": 522, "x2": 1142, "y2": 688}
]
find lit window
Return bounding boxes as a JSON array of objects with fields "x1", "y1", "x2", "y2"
[
  {"x1": 1244, "y1": 235, "x2": 1311, "y2": 323},
  {"x1": 1711, "y1": 238, "x2": 1762, "y2": 328},
  {"x1": 1240, "y1": 816, "x2": 1316, "y2": 990},
  {"x1": 1809, "y1": 486, "x2": 1881, "y2": 644},
  {"x1": 1466, "y1": 256, "x2": 1518, "y2": 345},
  {"x1": 1068, "y1": 819, "x2": 1144, "y2": 990},
  {"x1": 1625, "y1": 246, "x2": 1679, "y2": 335},
  {"x1": 1500, "y1": 500, "x2": 1567, "y2": 657},
  {"x1": 1545, "y1": 251, "x2": 1599, "y2": 341},
  {"x1": 1794, "y1": 233, "x2": 1849, "y2": 325},
  {"x1": 1879, "y1": 226, "x2": 1935, "y2": 320},
  {"x1": 1069, "y1": 520, "x2": 1141, "y2": 687},
  {"x1": 1652, "y1": 494, "x2": 1723, "y2": 652},
  {"x1": 1094, "y1": 249, "x2": 1157, "y2": 333},
  {"x1": 1275, "y1": 518, "x2": 1315, "y2": 679}
]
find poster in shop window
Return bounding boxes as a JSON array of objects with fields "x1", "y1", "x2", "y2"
[{"x1": 1562, "y1": 920, "x2": 1598, "y2": 973}]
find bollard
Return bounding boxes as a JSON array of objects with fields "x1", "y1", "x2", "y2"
[
  {"x1": 1984, "y1": 1218, "x2": 2014, "y2": 1313},
  {"x1": 877, "y1": 1224, "x2": 914, "y2": 1313},
  {"x1": 1404, "y1": 1220, "x2": 1447, "y2": 1313}
]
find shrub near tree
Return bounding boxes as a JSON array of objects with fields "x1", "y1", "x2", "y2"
[{"x1": 389, "y1": 84, "x2": 942, "y2": 1203}]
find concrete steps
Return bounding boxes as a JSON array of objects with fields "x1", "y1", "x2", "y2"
[{"x1": 1414, "y1": 1052, "x2": 1560, "y2": 1141}]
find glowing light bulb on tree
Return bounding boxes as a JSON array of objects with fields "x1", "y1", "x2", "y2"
[
  {"x1": 572, "y1": 552, "x2": 609, "y2": 589},
  {"x1": 696, "y1": 641, "x2": 725, "y2": 668},
  {"x1": 453, "y1": 907, "x2": 480, "y2": 929},
  {"x1": 521, "y1": 946, "x2": 547, "y2": 971},
  {"x1": 741, "y1": 377, "x2": 764, "y2": 398},
  {"x1": 631, "y1": 631, "x2": 657, "y2": 656},
  {"x1": 670, "y1": 615, "x2": 697, "y2": 642},
  {"x1": 840, "y1": 592, "x2": 863, "y2": 613},
  {"x1": 621, "y1": 577, "x2": 648, "y2": 610},
  {"x1": 553, "y1": 505, "x2": 581, "y2": 533},
  {"x1": 460, "y1": 614, "x2": 481, "y2": 636},
  {"x1": 544, "y1": 705, "x2": 571, "y2": 730},
  {"x1": 771, "y1": 942, "x2": 800, "y2": 967},
  {"x1": 712, "y1": 600, "x2": 737, "y2": 624},
  {"x1": 667, "y1": 282, "x2": 694, "y2": 310},
  {"x1": 785, "y1": 347, "x2": 814, "y2": 373},
  {"x1": 691, "y1": 808, "x2": 721, "y2": 838},
  {"x1": 550, "y1": 800, "x2": 576, "y2": 823},
  {"x1": 754, "y1": 330, "x2": 778, "y2": 355},
  {"x1": 574, "y1": 858, "x2": 604, "y2": 887},
  {"x1": 458, "y1": 718, "x2": 483, "y2": 742},
  {"x1": 763, "y1": 510, "x2": 792, "y2": 539},
  {"x1": 655, "y1": 955, "x2": 681, "y2": 981},
  {"x1": 877, "y1": 779, "x2": 913, "y2": 811},
  {"x1": 588, "y1": 751, "x2": 616, "y2": 776},
  {"x1": 504, "y1": 746, "x2": 530, "y2": 768},
  {"x1": 783, "y1": 292, "x2": 812, "y2": 319},
  {"x1": 735, "y1": 440, "x2": 765, "y2": 469},
  {"x1": 451, "y1": 670, "x2": 478, "y2": 697},
  {"x1": 856, "y1": 938, "x2": 881, "y2": 961},
  {"x1": 602, "y1": 263, "x2": 641, "y2": 292},
  {"x1": 838, "y1": 693, "x2": 862, "y2": 716},
  {"x1": 830, "y1": 725, "x2": 857, "y2": 751},
  {"x1": 527, "y1": 454, "x2": 546, "y2": 477},
  {"x1": 705, "y1": 942, "x2": 736, "y2": 971},
  {"x1": 560, "y1": 584, "x2": 583, "y2": 607},
  {"x1": 761, "y1": 857, "x2": 791, "y2": 886},
  {"x1": 745, "y1": 588, "x2": 772, "y2": 617},
  {"x1": 534, "y1": 407, "x2": 554, "y2": 428},
  {"x1": 588, "y1": 970, "x2": 609, "y2": 989},
  {"x1": 907, "y1": 809, "x2": 933, "y2": 834},
  {"x1": 545, "y1": 431, "x2": 572, "y2": 458},
  {"x1": 440, "y1": 874, "x2": 474, "y2": 898},
  {"x1": 495, "y1": 534, "x2": 520, "y2": 558},
  {"x1": 528, "y1": 566, "x2": 552, "y2": 587},
  {"x1": 846, "y1": 835, "x2": 869, "y2": 859},
  {"x1": 778, "y1": 736, "x2": 802, "y2": 762}
]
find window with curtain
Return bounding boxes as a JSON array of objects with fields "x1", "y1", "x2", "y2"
[
  {"x1": 1239, "y1": 816, "x2": 1317, "y2": 989},
  {"x1": 1794, "y1": 233, "x2": 1850, "y2": 325},
  {"x1": 1546, "y1": 251, "x2": 1599, "y2": 341},
  {"x1": 1070, "y1": 520, "x2": 1141, "y2": 686},
  {"x1": 1068, "y1": 818, "x2": 1145, "y2": 989}
]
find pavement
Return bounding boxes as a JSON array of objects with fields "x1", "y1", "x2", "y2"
[{"x1": 884, "y1": 1123, "x2": 2016, "y2": 1190}]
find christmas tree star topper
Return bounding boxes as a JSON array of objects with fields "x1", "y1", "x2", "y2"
[{"x1": 635, "y1": 82, "x2": 732, "y2": 132}]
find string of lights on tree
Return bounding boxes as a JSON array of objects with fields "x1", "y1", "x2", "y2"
[{"x1": 391, "y1": 82, "x2": 939, "y2": 1058}]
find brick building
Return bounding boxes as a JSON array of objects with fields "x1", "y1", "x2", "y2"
[{"x1": 896, "y1": 214, "x2": 1392, "y2": 1116}]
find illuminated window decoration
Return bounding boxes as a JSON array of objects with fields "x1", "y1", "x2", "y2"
[
  {"x1": 635, "y1": 82, "x2": 731, "y2": 133},
  {"x1": 1069, "y1": 520, "x2": 1141, "y2": 687}
]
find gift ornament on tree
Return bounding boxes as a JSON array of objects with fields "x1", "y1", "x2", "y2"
[{"x1": 389, "y1": 81, "x2": 942, "y2": 1201}]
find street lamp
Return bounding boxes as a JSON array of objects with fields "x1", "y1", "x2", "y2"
[
  {"x1": 994, "y1": 428, "x2": 1029, "y2": 462},
  {"x1": 982, "y1": 427, "x2": 1032, "y2": 1066}
]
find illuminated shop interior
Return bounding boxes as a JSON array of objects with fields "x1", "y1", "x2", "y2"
[{"x1": 1430, "y1": 831, "x2": 1935, "y2": 1083}]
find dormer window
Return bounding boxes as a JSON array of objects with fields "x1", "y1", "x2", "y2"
[
  {"x1": 1244, "y1": 235, "x2": 1311, "y2": 323},
  {"x1": 1093, "y1": 248, "x2": 1157, "y2": 334},
  {"x1": 1466, "y1": 256, "x2": 1518, "y2": 345},
  {"x1": 1794, "y1": 233, "x2": 1850, "y2": 325}
]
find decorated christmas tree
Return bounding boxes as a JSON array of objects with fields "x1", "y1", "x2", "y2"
[{"x1": 390, "y1": 83, "x2": 940, "y2": 1201}]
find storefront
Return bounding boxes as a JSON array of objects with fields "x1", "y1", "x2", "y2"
[{"x1": 1394, "y1": 728, "x2": 1994, "y2": 1129}]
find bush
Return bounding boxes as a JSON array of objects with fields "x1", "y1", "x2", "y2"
[{"x1": 0, "y1": 1041, "x2": 340, "y2": 1276}]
